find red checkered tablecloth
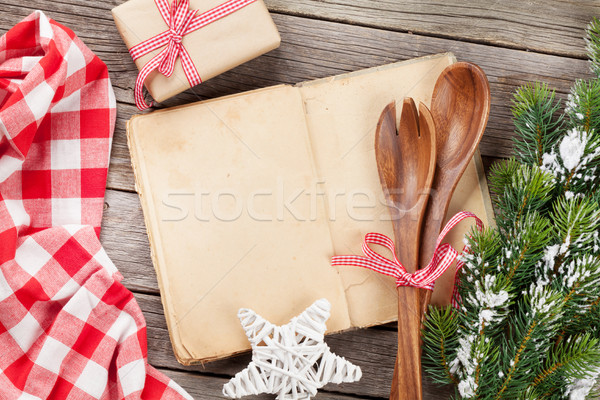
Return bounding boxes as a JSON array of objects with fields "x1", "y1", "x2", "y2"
[{"x1": 0, "y1": 10, "x2": 192, "y2": 399}]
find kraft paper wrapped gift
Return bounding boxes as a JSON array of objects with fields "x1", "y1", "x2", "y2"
[{"x1": 112, "y1": 0, "x2": 281, "y2": 105}]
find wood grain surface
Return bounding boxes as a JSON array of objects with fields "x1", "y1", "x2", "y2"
[
  {"x1": 0, "y1": 2, "x2": 595, "y2": 193},
  {"x1": 264, "y1": 0, "x2": 600, "y2": 58},
  {"x1": 102, "y1": 14, "x2": 594, "y2": 193},
  {"x1": 1, "y1": 0, "x2": 596, "y2": 398}
]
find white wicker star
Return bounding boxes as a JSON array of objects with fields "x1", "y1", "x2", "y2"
[{"x1": 222, "y1": 299, "x2": 362, "y2": 400}]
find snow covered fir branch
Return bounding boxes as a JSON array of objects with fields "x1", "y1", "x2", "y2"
[{"x1": 422, "y1": 18, "x2": 600, "y2": 400}]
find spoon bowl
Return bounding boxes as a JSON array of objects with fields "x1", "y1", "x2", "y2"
[
  {"x1": 432, "y1": 63, "x2": 490, "y2": 170},
  {"x1": 419, "y1": 62, "x2": 491, "y2": 310}
]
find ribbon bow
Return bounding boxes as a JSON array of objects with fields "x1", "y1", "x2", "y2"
[
  {"x1": 129, "y1": 0, "x2": 256, "y2": 110},
  {"x1": 331, "y1": 211, "x2": 483, "y2": 293}
]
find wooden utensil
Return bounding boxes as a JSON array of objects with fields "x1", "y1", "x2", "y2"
[
  {"x1": 419, "y1": 62, "x2": 491, "y2": 311},
  {"x1": 375, "y1": 98, "x2": 436, "y2": 400}
]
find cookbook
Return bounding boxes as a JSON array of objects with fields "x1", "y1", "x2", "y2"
[{"x1": 127, "y1": 52, "x2": 495, "y2": 364}]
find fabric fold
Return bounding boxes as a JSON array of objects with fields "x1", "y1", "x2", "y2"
[{"x1": 0, "y1": 10, "x2": 192, "y2": 400}]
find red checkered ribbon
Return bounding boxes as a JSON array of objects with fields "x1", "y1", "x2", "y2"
[
  {"x1": 332, "y1": 211, "x2": 483, "y2": 293},
  {"x1": 130, "y1": 0, "x2": 256, "y2": 110}
]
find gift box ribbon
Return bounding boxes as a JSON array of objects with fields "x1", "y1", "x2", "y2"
[
  {"x1": 129, "y1": 0, "x2": 256, "y2": 110},
  {"x1": 331, "y1": 211, "x2": 483, "y2": 300}
]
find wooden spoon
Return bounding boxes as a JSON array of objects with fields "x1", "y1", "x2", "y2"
[
  {"x1": 375, "y1": 98, "x2": 436, "y2": 400},
  {"x1": 419, "y1": 62, "x2": 491, "y2": 311}
]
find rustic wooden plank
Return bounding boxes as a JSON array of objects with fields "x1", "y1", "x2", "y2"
[
  {"x1": 262, "y1": 0, "x2": 600, "y2": 59},
  {"x1": 2, "y1": 1, "x2": 589, "y2": 398},
  {"x1": 105, "y1": 12, "x2": 591, "y2": 191},
  {"x1": 107, "y1": 109, "x2": 138, "y2": 192},
  {"x1": 0, "y1": 5, "x2": 592, "y2": 192},
  {"x1": 136, "y1": 292, "x2": 453, "y2": 399},
  {"x1": 100, "y1": 189, "x2": 159, "y2": 293},
  {"x1": 107, "y1": 18, "x2": 591, "y2": 192},
  {"x1": 157, "y1": 368, "x2": 374, "y2": 399},
  {"x1": 2, "y1": 0, "x2": 598, "y2": 60}
]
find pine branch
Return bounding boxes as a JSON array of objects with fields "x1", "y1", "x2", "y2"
[
  {"x1": 551, "y1": 197, "x2": 600, "y2": 257},
  {"x1": 488, "y1": 158, "x2": 521, "y2": 195},
  {"x1": 444, "y1": 229, "x2": 508, "y2": 398},
  {"x1": 493, "y1": 288, "x2": 563, "y2": 400},
  {"x1": 527, "y1": 334, "x2": 600, "y2": 399},
  {"x1": 422, "y1": 306, "x2": 460, "y2": 385},
  {"x1": 500, "y1": 212, "x2": 552, "y2": 290},
  {"x1": 541, "y1": 116, "x2": 600, "y2": 196},
  {"x1": 565, "y1": 79, "x2": 600, "y2": 133},
  {"x1": 422, "y1": 18, "x2": 600, "y2": 399},
  {"x1": 512, "y1": 83, "x2": 564, "y2": 166},
  {"x1": 492, "y1": 164, "x2": 555, "y2": 232},
  {"x1": 586, "y1": 17, "x2": 600, "y2": 77}
]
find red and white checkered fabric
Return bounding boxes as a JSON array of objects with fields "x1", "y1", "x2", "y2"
[{"x1": 0, "y1": 11, "x2": 192, "y2": 399}]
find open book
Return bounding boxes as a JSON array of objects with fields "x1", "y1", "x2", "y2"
[{"x1": 127, "y1": 53, "x2": 495, "y2": 365}]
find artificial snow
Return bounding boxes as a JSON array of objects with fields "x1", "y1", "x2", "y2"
[
  {"x1": 567, "y1": 365, "x2": 600, "y2": 400},
  {"x1": 559, "y1": 129, "x2": 587, "y2": 171},
  {"x1": 480, "y1": 309, "x2": 494, "y2": 323},
  {"x1": 560, "y1": 235, "x2": 572, "y2": 256},
  {"x1": 565, "y1": 93, "x2": 577, "y2": 114},
  {"x1": 450, "y1": 335, "x2": 476, "y2": 376},
  {"x1": 544, "y1": 244, "x2": 561, "y2": 264},
  {"x1": 542, "y1": 152, "x2": 558, "y2": 169},
  {"x1": 458, "y1": 377, "x2": 476, "y2": 398}
]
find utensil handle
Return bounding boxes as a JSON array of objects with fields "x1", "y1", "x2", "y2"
[
  {"x1": 419, "y1": 192, "x2": 449, "y2": 316},
  {"x1": 389, "y1": 221, "x2": 423, "y2": 400},
  {"x1": 390, "y1": 286, "x2": 423, "y2": 400}
]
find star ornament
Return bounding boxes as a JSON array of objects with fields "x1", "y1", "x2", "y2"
[{"x1": 222, "y1": 299, "x2": 362, "y2": 399}]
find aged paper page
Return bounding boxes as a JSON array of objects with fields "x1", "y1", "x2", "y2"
[
  {"x1": 298, "y1": 54, "x2": 493, "y2": 327},
  {"x1": 128, "y1": 85, "x2": 350, "y2": 364}
]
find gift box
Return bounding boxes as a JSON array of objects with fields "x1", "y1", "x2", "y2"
[{"x1": 112, "y1": 0, "x2": 281, "y2": 109}]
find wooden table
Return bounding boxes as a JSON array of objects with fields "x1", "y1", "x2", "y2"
[{"x1": 2, "y1": 1, "x2": 599, "y2": 398}]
